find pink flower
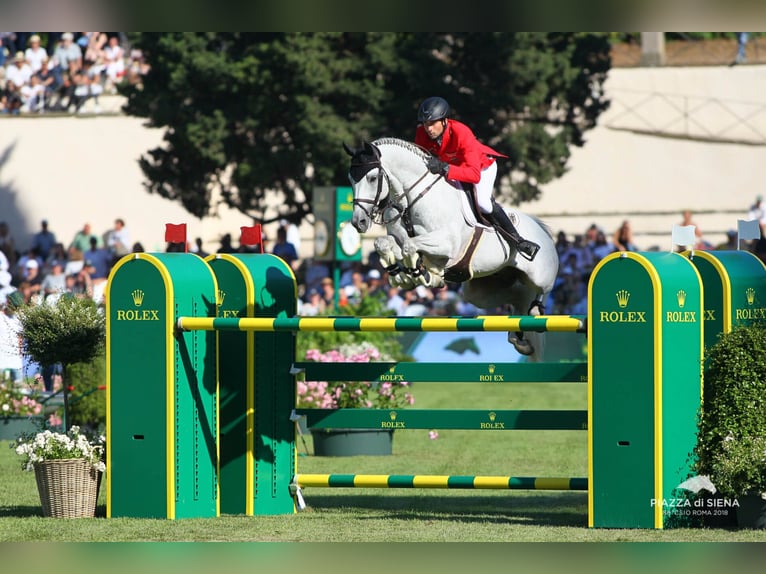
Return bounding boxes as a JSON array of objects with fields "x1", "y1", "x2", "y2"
[{"x1": 429, "y1": 431, "x2": 439, "y2": 440}]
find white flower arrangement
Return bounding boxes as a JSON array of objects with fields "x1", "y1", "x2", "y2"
[{"x1": 14, "y1": 425, "x2": 105, "y2": 473}]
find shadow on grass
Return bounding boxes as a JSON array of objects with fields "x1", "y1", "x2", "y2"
[
  {"x1": 0, "y1": 503, "x2": 108, "y2": 518},
  {"x1": 303, "y1": 492, "x2": 588, "y2": 527},
  {"x1": 0, "y1": 505, "x2": 44, "y2": 517}
]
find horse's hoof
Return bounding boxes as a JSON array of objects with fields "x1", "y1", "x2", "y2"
[{"x1": 509, "y1": 336, "x2": 534, "y2": 356}]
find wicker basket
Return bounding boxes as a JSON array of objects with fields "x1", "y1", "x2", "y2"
[{"x1": 33, "y1": 459, "x2": 101, "y2": 518}]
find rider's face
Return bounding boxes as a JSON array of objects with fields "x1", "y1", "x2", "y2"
[{"x1": 422, "y1": 119, "x2": 445, "y2": 140}]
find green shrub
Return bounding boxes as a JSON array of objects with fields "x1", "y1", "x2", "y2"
[
  {"x1": 694, "y1": 324, "x2": 766, "y2": 498},
  {"x1": 66, "y1": 354, "x2": 106, "y2": 432},
  {"x1": 16, "y1": 296, "x2": 106, "y2": 431},
  {"x1": 17, "y1": 296, "x2": 105, "y2": 368}
]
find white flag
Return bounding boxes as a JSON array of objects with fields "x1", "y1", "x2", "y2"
[
  {"x1": 738, "y1": 219, "x2": 761, "y2": 242},
  {"x1": 671, "y1": 225, "x2": 697, "y2": 250}
]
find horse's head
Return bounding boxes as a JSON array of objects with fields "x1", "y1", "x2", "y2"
[{"x1": 344, "y1": 141, "x2": 387, "y2": 233}]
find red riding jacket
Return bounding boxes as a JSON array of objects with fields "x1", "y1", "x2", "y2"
[{"x1": 415, "y1": 119, "x2": 507, "y2": 184}]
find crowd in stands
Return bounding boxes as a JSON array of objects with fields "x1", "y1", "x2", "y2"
[
  {"x1": 0, "y1": 32, "x2": 148, "y2": 115},
  {"x1": 2, "y1": 202, "x2": 765, "y2": 323}
]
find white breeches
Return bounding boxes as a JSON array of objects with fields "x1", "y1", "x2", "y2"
[{"x1": 453, "y1": 160, "x2": 497, "y2": 214}]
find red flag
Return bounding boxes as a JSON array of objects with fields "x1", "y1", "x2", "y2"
[
  {"x1": 240, "y1": 225, "x2": 264, "y2": 252},
  {"x1": 165, "y1": 223, "x2": 187, "y2": 250}
]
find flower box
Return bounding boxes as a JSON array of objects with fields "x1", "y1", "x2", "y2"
[
  {"x1": 311, "y1": 428, "x2": 394, "y2": 456},
  {"x1": 0, "y1": 416, "x2": 45, "y2": 441}
]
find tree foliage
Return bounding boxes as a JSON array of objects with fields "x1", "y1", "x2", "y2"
[{"x1": 123, "y1": 32, "x2": 610, "y2": 224}]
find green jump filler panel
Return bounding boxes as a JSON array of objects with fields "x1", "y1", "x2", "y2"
[
  {"x1": 205, "y1": 253, "x2": 297, "y2": 516},
  {"x1": 106, "y1": 253, "x2": 219, "y2": 519},
  {"x1": 682, "y1": 250, "x2": 766, "y2": 363},
  {"x1": 588, "y1": 252, "x2": 703, "y2": 529}
]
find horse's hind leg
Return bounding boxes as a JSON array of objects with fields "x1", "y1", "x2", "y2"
[{"x1": 507, "y1": 286, "x2": 547, "y2": 361}]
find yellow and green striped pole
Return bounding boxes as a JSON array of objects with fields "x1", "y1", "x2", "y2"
[
  {"x1": 178, "y1": 315, "x2": 586, "y2": 333},
  {"x1": 295, "y1": 474, "x2": 587, "y2": 490}
]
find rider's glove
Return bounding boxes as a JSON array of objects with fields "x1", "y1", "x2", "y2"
[{"x1": 427, "y1": 156, "x2": 450, "y2": 177}]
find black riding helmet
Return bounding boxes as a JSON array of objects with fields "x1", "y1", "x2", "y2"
[{"x1": 417, "y1": 96, "x2": 450, "y2": 123}]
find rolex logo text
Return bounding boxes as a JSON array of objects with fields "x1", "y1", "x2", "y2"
[
  {"x1": 480, "y1": 411, "x2": 505, "y2": 429},
  {"x1": 116, "y1": 289, "x2": 160, "y2": 321},
  {"x1": 381, "y1": 410, "x2": 405, "y2": 429}
]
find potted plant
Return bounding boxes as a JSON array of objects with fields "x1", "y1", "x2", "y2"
[
  {"x1": 694, "y1": 323, "x2": 766, "y2": 528},
  {"x1": 298, "y1": 341, "x2": 414, "y2": 456},
  {"x1": 13, "y1": 425, "x2": 105, "y2": 517},
  {"x1": 15, "y1": 295, "x2": 106, "y2": 431}
]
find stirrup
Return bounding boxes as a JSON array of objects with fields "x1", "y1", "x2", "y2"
[{"x1": 517, "y1": 240, "x2": 540, "y2": 261}]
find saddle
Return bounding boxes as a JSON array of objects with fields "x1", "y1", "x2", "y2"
[{"x1": 443, "y1": 185, "x2": 518, "y2": 283}]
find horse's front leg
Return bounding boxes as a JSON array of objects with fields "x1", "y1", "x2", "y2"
[
  {"x1": 401, "y1": 241, "x2": 445, "y2": 289},
  {"x1": 374, "y1": 235, "x2": 407, "y2": 288}
]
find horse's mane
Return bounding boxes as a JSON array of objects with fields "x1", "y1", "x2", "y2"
[{"x1": 372, "y1": 137, "x2": 430, "y2": 161}]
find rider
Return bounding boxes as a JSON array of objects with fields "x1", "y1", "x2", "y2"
[{"x1": 414, "y1": 96, "x2": 540, "y2": 261}]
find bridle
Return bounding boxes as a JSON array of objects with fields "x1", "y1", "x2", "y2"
[{"x1": 350, "y1": 149, "x2": 442, "y2": 237}]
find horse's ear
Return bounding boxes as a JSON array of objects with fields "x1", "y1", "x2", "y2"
[
  {"x1": 363, "y1": 141, "x2": 381, "y2": 159},
  {"x1": 342, "y1": 142, "x2": 356, "y2": 157}
]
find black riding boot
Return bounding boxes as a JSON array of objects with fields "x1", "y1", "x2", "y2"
[{"x1": 488, "y1": 203, "x2": 540, "y2": 261}]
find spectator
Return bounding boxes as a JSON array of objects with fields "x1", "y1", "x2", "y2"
[
  {"x1": 44, "y1": 243, "x2": 67, "y2": 270},
  {"x1": 102, "y1": 35, "x2": 125, "y2": 92},
  {"x1": 300, "y1": 287, "x2": 326, "y2": 316},
  {"x1": 24, "y1": 34, "x2": 47, "y2": 73},
  {"x1": 279, "y1": 217, "x2": 301, "y2": 254},
  {"x1": 191, "y1": 237, "x2": 209, "y2": 258},
  {"x1": 20, "y1": 260, "x2": 42, "y2": 297},
  {"x1": 34, "y1": 57, "x2": 60, "y2": 109},
  {"x1": 0, "y1": 33, "x2": 10, "y2": 67},
  {"x1": 82, "y1": 32, "x2": 108, "y2": 67},
  {"x1": 679, "y1": 209, "x2": 711, "y2": 250},
  {"x1": 68, "y1": 268, "x2": 93, "y2": 299},
  {"x1": 82, "y1": 236, "x2": 111, "y2": 280},
  {"x1": 612, "y1": 220, "x2": 638, "y2": 252},
  {"x1": 558, "y1": 234, "x2": 592, "y2": 272},
  {"x1": 20, "y1": 73, "x2": 45, "y2": 112},
  {"x1": 734, "y1": 32, "x2": 749, "y2": 65},
  {"x1": 555, "y1": 230, "x2": 570, "y2": 258},
  {"x1": 747, "y1": 195, "x2": 766, "y2": 225},
  {"x1": 69, "y1": 222, "x2": 101, "y2": 256},
  {"x1": 272, "y1": 226, "x2": 298, "y2": 268},
  {"x1": 1, "y1": 81, "x2": 23, "y2": 115},
  {"x1": 6, "y1": 51, "x2": 33, "y2": 89},
  {"x1": 319, "y1": 277, "x2": 335, "y2": 308},
  {"x1": 217, "y1": 233, "x2": 235, "y2": 254},
  {"x1": 590, "y1": 230, "x2": 615, "y2": 264},
  {"x1": 303, "y1": 260, "x2": 330, "y2": 293},
  {"x1": 0, "y1": 269, "x2": 14, "y2": 304},
  {"x1": 105, "y1": 218, "x2": 130, "y2": 259},
  {"x1": 0, "y1": 293, "x2": 24, "y2": 383},
  {"x1": 31, "y1": 219, "x2": 57, "y2": 259},
  {"x1": 70, "y1": 71, "x2": 99, "y2": 113},
  {"x1": 365, "y1": 269, "x2": 385, "y2": 298},
  {"x1": 0, "y1": 222, "x2": 17, "y2": 268},
  {"x1": 40, "y1": 260, "x2": 67, "y2": 300},
  {"x1": 49, "y1": 71, "x2": 74, "y2": 112},
  {"x1": 83, "y1": 259, "x2": 108, "y2": 303},
  {"x1": 716, "y1": 230, "x2": 739, "y2": 251},
  {"x1": 53, "y1": 32, "x2": 82, "y2": 77},
  {"x1": 385, "y1": 286, "x2": 406, "y2": 315}
]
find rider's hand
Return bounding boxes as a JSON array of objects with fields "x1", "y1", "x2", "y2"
[{"x1": 427, "y1": 156, "x2": 449, "y2": 177}]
